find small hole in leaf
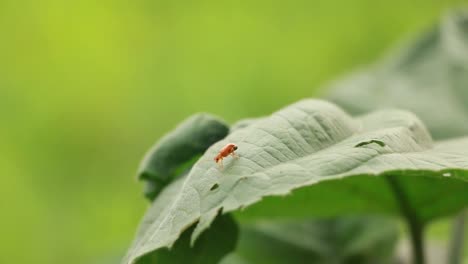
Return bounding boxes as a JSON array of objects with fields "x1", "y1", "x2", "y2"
[
  {"x1": 354, "y1": 139, "x2": 386, "y2": 148},
  {"x1": 210, "y1": 183, "x2": 219, "y2": 191}
]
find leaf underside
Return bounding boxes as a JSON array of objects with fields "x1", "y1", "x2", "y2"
[{"x1": 221, "y1": 216, "x2": 399, "y2": 264}]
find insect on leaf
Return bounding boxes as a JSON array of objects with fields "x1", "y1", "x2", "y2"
[{"x1": 123, "y1": 99, "x2": 468, "y2": 264}]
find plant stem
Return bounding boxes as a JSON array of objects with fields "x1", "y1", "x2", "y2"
[
  {"x1": 385, "y1": 175, "x2": 425, "y2": 264},
  {"x1": 448, "y1": 210, "x2": 466, "y2": 264},
  {"x1": 407, "y1": 217, "x2": 425, "y2": 264}
]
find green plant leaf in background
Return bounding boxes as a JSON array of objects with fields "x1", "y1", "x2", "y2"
[
  {"x1": 221, "y1": 217, "x2": 398, "y2": 264},
  {"x1": 123, "y1": 99, "x2": 468, "y2": 264},
  {"x1": 325, "y1": 9, "x2": 468, "y2": 140},
  {"x1": 138, "y1": 114, "x2": 229, "y2": 200}
]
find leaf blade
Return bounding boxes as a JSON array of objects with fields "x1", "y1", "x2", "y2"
[{"x1": 124, "y1": 99, "x2": 468, "y2": 264}]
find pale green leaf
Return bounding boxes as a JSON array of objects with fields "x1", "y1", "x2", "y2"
[
  {"x1": 123, "y1": 99, "x2": 468, "y2": 264},
  {"x1": 136, "y1": 214, "x2": 237, "y2": 264},
  {"x1": 124, "y1": 175, "x2": 238, "y2": 264}
]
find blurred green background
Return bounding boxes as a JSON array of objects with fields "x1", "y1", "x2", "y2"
[{"x1": 1, "y1": 1, "x2": 467, "y2": 263}]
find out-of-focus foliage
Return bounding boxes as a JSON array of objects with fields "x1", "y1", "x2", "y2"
[
  {"x1": 326, "y1": 9, "x2": 468, "y2": 140},
  {"x1": 0, "y1": 0, "x2": 466, "y2": 263},
  {"x1": 221, "y1": 217, "x2": 398, "y2": 264}
]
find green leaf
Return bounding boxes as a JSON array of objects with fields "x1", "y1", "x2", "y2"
[
  {"x1": 221, "y1": 216, "x2": 398, "y2": 264},
  {"x1": 136, "y1": 214, "x2": 238, "y2": 264},
  {"x1": 124, "y1": 175, "x2": 238, "y2": 264},
  {"x1": 231, "y1": 117, "x2": 266, "y2": 132},
  {"x1": 123, "y1": 99, "x2": 468, "y2": 264},
  {"x1": 138, "y1": 113, "x2": 229, "y2": 200},
  {"x1": 325, "y1": 10, "x2": 468, "y2": 140}
]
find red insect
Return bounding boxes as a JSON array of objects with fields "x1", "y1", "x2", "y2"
[{"x1": 214, "y1": 143, "x2": 239, "y2": 169}]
